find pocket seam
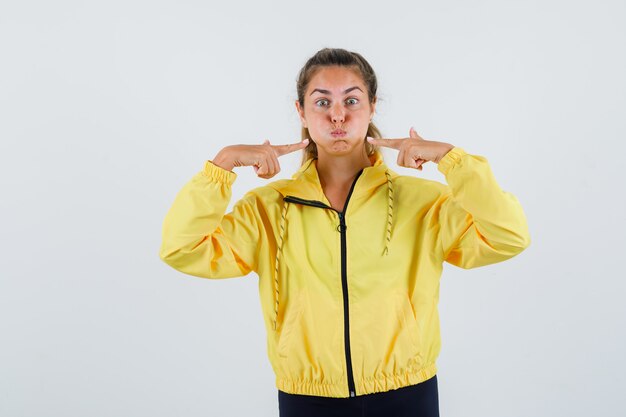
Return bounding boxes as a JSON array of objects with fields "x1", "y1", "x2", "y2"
[{"x1": 396, "y1": 291, "x2": 420, "y2": 350}]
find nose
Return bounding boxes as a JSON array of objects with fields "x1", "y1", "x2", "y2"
[{"x1": 329, "y1": 103, "x2": 345, "y2": 124}]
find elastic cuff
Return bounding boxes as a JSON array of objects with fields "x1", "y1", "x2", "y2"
[
  {"x1": 437, "y1": 147, "x2": 467, "y2": 176},
  {"x1": 202, "y1": 160, "x2": 237, "y2": 185}
]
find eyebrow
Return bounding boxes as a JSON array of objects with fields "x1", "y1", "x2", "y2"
[{"x1": 309, "y1": 86, "x2": 364, "y2": 96}]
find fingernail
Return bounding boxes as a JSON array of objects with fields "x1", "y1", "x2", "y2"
[
  {"x1": 366, "y1": 136, "x2": 373, "y2": 142},
  {"x1": 410, "y1": 126, "x2": 415, "y2": 132},
  {"x1": 302, "y1": 138, "x2": 310, "y2": 144}
]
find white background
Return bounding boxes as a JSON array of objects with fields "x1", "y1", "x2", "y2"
[{"x1": 1, "y1": 1, "x2": 624, "y2": 416}]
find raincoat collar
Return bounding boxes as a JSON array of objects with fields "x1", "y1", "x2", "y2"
[{"x1": 269, "y1": 150, "x2": 395, "y2": 202}]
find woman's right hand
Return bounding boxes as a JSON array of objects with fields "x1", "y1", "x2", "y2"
[{"x1": 211, "y1": 138, "x2": 310, "y2": 179}]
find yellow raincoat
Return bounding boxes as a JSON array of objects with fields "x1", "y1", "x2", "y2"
[{"x1": 159, "y1": 147, "x2": 530, "y2": 398}]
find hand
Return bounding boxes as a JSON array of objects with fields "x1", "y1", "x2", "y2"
[
  {"x1": 367, "y1": 127, "x2": 454, "y2": 171},
  {"x1": 212, "y1": 139, "x2": 310, "y2": 179}
]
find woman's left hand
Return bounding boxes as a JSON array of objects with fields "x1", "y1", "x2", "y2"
[{"x1": 367, "y1": 127, "x2": 455, "y2": 171}]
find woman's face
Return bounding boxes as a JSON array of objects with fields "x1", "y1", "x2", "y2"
[{"x1": 296, "y1": 66, "x2": 376, "y2": 157}]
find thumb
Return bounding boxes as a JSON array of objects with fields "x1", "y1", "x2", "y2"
[{"x1": 409, "y1": 126, "x2": 423, "y2": 140}]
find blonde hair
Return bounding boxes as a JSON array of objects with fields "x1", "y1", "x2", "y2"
[{"x1": 296, "y1": 48, "x2": 383, "y2": 165}]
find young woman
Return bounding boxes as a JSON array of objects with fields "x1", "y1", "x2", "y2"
[{"x1": 159, "y1": 48, "x2": 530, "y2": 417}]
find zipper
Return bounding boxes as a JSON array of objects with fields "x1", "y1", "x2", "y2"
[
  {"x1": 283, "y1": 170, "x2": 363, "y2": 398},
  {"x1": 337, "y1": 210, "x2": 356, "y2": 397}
]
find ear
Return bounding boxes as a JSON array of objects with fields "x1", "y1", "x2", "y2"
[
  {"x1": 369, "y1": 97, "x2": 377, "y2": 120},
  {"x1": 295, "y1": 100, "x2": 307, "y2": 128}
]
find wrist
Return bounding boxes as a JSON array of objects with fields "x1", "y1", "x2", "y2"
[
  {"x1": 435, "y1": 143, "x2": 455, "y2": 163},
  {"x1": 212, "y1": 150, "x2": 235, "y2": 172}
]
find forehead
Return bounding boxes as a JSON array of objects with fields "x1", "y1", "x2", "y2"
[{"x1": 307, "y1": 66, "x2": 366, "y2": 93}]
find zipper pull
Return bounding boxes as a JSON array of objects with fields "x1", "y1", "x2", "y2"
[{"x1": 337, "y1": 212, "x2": 347, "y2": 233}]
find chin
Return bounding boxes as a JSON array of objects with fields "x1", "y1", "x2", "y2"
[{"x1": 318, "y1": 140, "x2": 364, "y2": 156}]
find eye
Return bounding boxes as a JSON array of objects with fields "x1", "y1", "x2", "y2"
[
  {"x1": 346, "y1": 98, "x2": 359, "y2": 105},
  {"x1": 315, "y1": 99, "x2": 329, "y2": 107}
]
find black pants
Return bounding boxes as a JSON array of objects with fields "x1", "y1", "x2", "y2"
[{"x1": 278, "y1": 375, "x2": 439, "y2": 417}]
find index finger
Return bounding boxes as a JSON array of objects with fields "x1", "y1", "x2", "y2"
[
  {"x1": 366, "y1": 137, "x2": 404, "y2": 150},
  {"x1": 272, "y1": 139, "x2": 310, "y2": 157}
]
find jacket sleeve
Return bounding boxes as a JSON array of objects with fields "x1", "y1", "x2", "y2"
[
  {"x1": 435, "y1": 147, "x2": 531, "y2": 269},
  {"x1": 159, "y1": 160, "x2": 261, "y2": 278}
]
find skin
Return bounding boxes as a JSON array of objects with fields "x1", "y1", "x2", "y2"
[
  {"x1": 368, "y1": 127, "x2": 455, "y2": 170},
  {"x1": 295, "y1": 66, "x2": 375, "y2": 197},
  {"x1": 212, "y1": 139, "x2": 309, "y2": 179},
  {"x1": 212, "y1": 66, "x2": 456, "y2": 206}
]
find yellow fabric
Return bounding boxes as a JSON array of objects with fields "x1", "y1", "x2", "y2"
[{"x1": 159, "y1": 147, "x2": 530, "y2": 398}]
